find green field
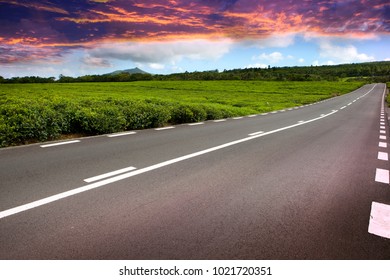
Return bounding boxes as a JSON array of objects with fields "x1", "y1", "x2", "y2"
[{"x1": 0, "y1": 81, "x2": 364, "y2": 148}]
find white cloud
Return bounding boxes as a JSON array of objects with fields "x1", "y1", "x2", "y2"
[
  {"x1": 251, "y1": 50, "x2": 299, "y2": 66},
  {"x1": 298, "y1": 58, "x2": 305, "y2": 63},
  {"x1": 89, "y1": 39, "x2": 232, "y2": 65},
  {"x1": 385, "y1": 58, "x2": 390, "y2": 61},
  {"x1": 311, "y1": 59, "x2": 339, "y2": 66},
  {"x1": 148, "y1": 63, "x2": 165, "y2": 70},
  {"x1": 253, "y1": 52, "x2": 284, "y2": 63},
  {"x1": 318, "y1": 41, "x2": 375, "y2": 63}
]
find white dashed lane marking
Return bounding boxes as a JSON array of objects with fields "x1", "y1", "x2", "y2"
[
  {"x1": 374, "y1": 84, "x2": 389, "y2": 186},
  {"x1": 379, "y1": 142, "x2": 387, "y2": 148},
  {"x1": 248, "y1": 131, "x2": 264, "y2": 136},
  {"x1": 375, "y1": 168, "x2": 390, "y2": 184},
  {"x1": 84, "y1": 166, "x2": 137, "y2": 183},
  {"x1": 107, "y1": 132, "x2": 136, "y2": 138},
  {"x1": 40, "y1": 140, "x2": 80, "y2": 148},
  {"x1": 369, "y1": 202, "x2": 390, "y2": 239},
  {"x1": 155, "y1": 126, "x2": 175, "y2": 131},
  {"x1": 378, "y1": 152, "x2": 389, "y2": 161},
  {"x1": 0, "y1": 110, "x2": 339, "y2": 219},
  {"x1": 188, "y1": 122, "x2": 204, "y2": 126}
]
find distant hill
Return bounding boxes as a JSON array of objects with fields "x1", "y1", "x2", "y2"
[{"x1": 107, "y1": 67, "x2": 149, "y2": 76}]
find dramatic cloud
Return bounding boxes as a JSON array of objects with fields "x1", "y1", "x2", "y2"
[
  {"x1": 0, "y1": 0, "x2": 388, "y2": 75},
  {"x1": 0, "y1": 42, "x2": 67, "y2": 64}
]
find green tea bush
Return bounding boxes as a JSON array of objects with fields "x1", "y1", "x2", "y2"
[
  {"x1": 0, "y1": 101, "x2": 63, "y2": 145},
  {"x1": 170, "y1": 104, "x2": 207, "y2": 124},
  {"x1": 80, "y1": 105, "x2": 126, "y2": 134},
  {"x1": 123, "y1": 101, "x2": 171, "y2": 129},
  {"x1": 0, "y1": 81, "x2": 365, "y2": 147}
]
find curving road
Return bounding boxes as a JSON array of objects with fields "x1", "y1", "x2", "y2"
[{"x1": 0, "y1": 83, "x2": 389, "y2": 259}]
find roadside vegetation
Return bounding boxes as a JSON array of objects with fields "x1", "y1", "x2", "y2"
[
  {"x1": 1, "y1": 61, "x2": 390, "y2": 84},
  {"x1": 0, "y1": 80, "x2": 364, "y2": 148}
]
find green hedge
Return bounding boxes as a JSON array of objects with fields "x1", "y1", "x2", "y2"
[
  {"x1": 0, "y1": 81, "x2": 365, "y2": 148},
  {"x1": 0, "y1": 98, "x2": 249, "y2": 147}
]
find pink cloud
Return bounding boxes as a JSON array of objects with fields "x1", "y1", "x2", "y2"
[{"x1": 0, "y1": 0, "x2": 388, "y2": 64}]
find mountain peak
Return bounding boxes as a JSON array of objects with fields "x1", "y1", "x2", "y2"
[{"x1": 107, "y1": 68, "x2": 149, "y2": 75}]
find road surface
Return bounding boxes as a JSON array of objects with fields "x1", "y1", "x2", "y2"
[{"x1": 0, "y1": 83, "x2": 389, "y2": 259}]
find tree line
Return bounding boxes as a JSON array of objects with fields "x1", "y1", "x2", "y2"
[{"x1": 1, "y1": 61, "x2": 389, "y2": 84}]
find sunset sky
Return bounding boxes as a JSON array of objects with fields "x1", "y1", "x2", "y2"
[{"x1": 0, "y1": 0, "x2": 389, "y2": 78}]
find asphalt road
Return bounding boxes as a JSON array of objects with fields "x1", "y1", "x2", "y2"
[{"x1": 0, "y1": 83, "x2": 389, "y2": 259}]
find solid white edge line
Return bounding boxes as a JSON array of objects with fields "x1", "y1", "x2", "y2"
[
  {"x1": 40, "y1": 140, "x2": 80, "y2": 148},
  {"x1": 375, "y1": 168, "x2": 390, "y2": 184},
  {"x1": 213, "y1": 119, "x2": 226, "y2": 122},
  {"x1": 84, "y1": 166, "x2": 137, "y2": 183},
  {"x1": 368, "y1": 201, "x2": 390, "y2": 239},
  {"x1": 233, "y1": 117, "x2": 244, "y2": 120},
  {"x1": 0, "y1": 110, "x2": 338, "y2": 220}
]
